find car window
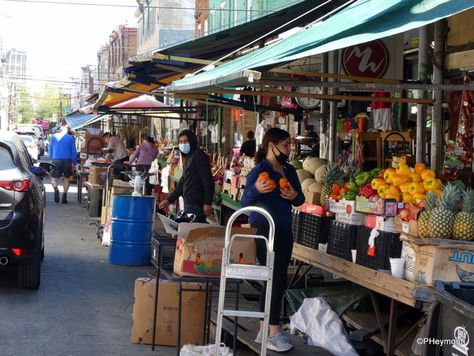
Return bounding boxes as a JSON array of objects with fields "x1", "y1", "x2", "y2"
[
  {"x1": 19, "y1": 135, "x2": 34, "y2": 143},
  {"x1": 13, "y1": 137, "x2": 32, "y2": 170},
  {"x1": 0, "y1": 146, "x2": 16, "y2": 170}
]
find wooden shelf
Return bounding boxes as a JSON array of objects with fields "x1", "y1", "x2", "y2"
[{"x1": 292, "y1": 244, "x2": 420, "y2": 307}]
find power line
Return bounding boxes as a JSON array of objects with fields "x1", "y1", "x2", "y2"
[{"x1": 2, "y1": 0, "x2": 276, "y2": 13}]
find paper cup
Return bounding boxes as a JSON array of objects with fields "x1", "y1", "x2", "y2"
[
  {"x1": 351, "y1": 249, "x2": 357, "y2": 263},
  {"x1": 390, "y1": 258, "x2": 405, "y2": 278}
]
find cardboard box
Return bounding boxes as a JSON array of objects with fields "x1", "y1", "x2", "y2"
[
  {"x1": 174, "y1": 223, "x2": 256, "y2": 277},
  {"x1": 131, "y1": 277, "x2": 206, "y2": 346},
  {"x1": 88, "y1": 166, "x2": 108, "y2": 185},
  {"x1": 327, "y1": 199, "x2": 356, "y2": 214},
  {"x1": 375, "y1": 216, "x2": 398, "y2": 233},
  {"x1": 355, "y1": 196, "x2": 398, "y2": 216},
  {"x1": 303, "y1": 191, "x2": 321, "y2": 205},
  {"x1": 335, "y1": 212, "x2": 365, "y2": 225},
  {"x1": 299, "y1": 202, "x2": 326, "y2": 216},
  {"x1": 401, "y1": 235, "x2": 474, "y2": 285}
]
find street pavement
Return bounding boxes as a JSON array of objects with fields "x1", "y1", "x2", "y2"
[{"x1": 0, "y1": 178, "x2": 177, "y2": 356}]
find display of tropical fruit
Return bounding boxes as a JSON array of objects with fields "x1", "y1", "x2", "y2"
[
  {"x1": 320, "y1": 162, "x2": 345, "y2": 206},
  {"x1": 453, "y1": 188, "x2": 474, "y2": 241},
  {"x1": 418, "y1": 191, "x2": 437, "y2": 238},
  {"x1": 428, "y1": 183, "x2": 462, "y2": 239}
]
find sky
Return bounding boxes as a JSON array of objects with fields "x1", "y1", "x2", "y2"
[{"x1": 0, "y1": 0, "x2": 138, "y2": 90}]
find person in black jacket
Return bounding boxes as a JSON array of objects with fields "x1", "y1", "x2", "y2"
[
  {"x1": 240, "y1": 130, "x2": 256, "y2": 157},
  {"x1": 158, "y1": 130, "x2": 213, "y2": 223}
]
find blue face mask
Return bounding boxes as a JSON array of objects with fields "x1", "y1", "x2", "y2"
[{"x1": 179, "y1": 143, "x2": 191, "y2": 155}]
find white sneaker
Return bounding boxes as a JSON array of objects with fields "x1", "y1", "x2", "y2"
[
  {"x1": 267, "y1": 333, "x2": 293, "y2": 352},
  {"x1": 255, "y1": 331, "x2": 291, "y2": 344}
]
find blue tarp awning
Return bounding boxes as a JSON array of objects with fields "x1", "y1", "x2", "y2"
[
  {"x1": 168, "y1": 0, "x2": 474, "y2": 92},
  {"x1": 65, "y1": 111, "x2": 104, "y2": 130}
]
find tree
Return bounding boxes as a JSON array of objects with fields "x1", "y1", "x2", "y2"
[
  {"x1": 16, "y1": 85, "x2": 34, "y2": 124},
  {"x1": 34, "y1": 86, "x2": 62, "y2": 120}
]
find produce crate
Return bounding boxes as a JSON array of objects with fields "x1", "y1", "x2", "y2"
[
  {"x1": 291, "y1": 209, "x2": 301, "y2": 242},
  {"x1": 356, "y1": 225, "x2": 402, "y2": 270},
  {"x1": 295, "y1": 213, "x2": 331, "y2": 249},
  {"x1": 327, "y1": 221, "x2": 359, "y2": 261},
  {"x1": 151, "y1": 237, "x2": 177, "y2": 270},
  {"x1": 433, "y1": 281, "x2": 474, "y2": 356}
]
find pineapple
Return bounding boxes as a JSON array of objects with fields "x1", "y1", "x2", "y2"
[
  {"x1": 428, "y1": 183, "x2": 462, "y2": 239},
  {"x1": 453, "y1": 188, "x2": 474, "y2": 241},
  {"x1": 320, "y1": 162, "x2": 345, "y2": 206},
  {"x1": 418, "y1": 191, "x2": 437, "y2": 238}
]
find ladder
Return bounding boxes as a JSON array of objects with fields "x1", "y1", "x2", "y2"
[{"x1": 214, "y1": 206, "x2": 275, "y2": 356}]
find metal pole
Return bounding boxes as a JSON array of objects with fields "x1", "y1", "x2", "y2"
[
  {"x1": 431, "y1": 20, "x2": 446, "y2": 171},
  {"x1": 328, "y1": 50, "x2": 338, "y2": 162},
  {"x1": 416, "y1": 25, "x2": 428, "y2": 163},
  {"x1": 320, "y1": 53, "x2": 328, "y2": 160}
]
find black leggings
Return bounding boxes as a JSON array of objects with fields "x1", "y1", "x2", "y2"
[{"x1": 252, "y1": 224, "x2": 293, "y2": 325}]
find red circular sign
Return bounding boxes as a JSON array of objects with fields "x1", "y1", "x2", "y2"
[{"x1": 342, "y1": 40, "x2": 389, "y2": 78}]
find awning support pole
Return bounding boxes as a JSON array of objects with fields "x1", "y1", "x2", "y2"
[
  {"x1": 431, "y1": 20, "x2": 446, "y2": 171},
  {"x1": 328, "y1": 50, "x2": 339, "y2": 163},
  {"x1": 320, "y1": 53, "x2": 329, "y2": 160},
  {"x1": 416, "y1": 25, "x2": 429, "y2": 164}
]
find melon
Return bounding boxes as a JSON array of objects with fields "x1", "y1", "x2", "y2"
[
  {"x1": 314, "y1": 164, "x2": 327, "y2": 183},
  {"x1": 301, "y1": 178, "x2": 316, "y2": 191},
  {"x1": 296, "y1": 169, "x2": 312, "y2": 183},
  {"x1": 302, "y1": 157, "x2": 326, "y2": 174},
  {"x1": 308, "y1": 182, "x2": 323, "y2": 193}
]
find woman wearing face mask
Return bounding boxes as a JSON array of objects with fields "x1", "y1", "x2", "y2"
[
  {"x1": 241, "y1": 127, "x2": 304, "y2": 352},
  {"x1": 158, "y1": 130, "x2": 214, "y2": 223}
]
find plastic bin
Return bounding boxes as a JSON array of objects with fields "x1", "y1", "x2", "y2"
[
  {"x1": 297, "y1": 212, "x2": 331, "y2": 249},
  {"x1": 291, "y1": 209, "x2": 300, "y2": 242},
  {"x1": 434, "y1": 281, "x2": 474, "y2": 356},
  {"x1": 151, "y1": 236, "x2": 177, "y2": 270},
  {"x1": 356, "y1": 226, "x2": 402, "y2": 270},
  {"x1": 327, "y1": 221, "x2": 359, "y2": 261}
]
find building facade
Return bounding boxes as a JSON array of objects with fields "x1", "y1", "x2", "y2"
[
  {"x1": 96, "y1": 25, "x2": 137, "y2": 84},
  {"x1": 135, "y1": 0, "x2": 194, "y2": 54}
]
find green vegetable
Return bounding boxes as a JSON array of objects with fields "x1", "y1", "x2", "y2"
[
  {"x1": 342, "y1": 191, "x2": 357, "y2": 200},
  {"x1": 355, "y1": 172, "x2": 371, "y2": 186},
  {"x1": 348, "y1": 181, "x2": 359, "y2": 193},
  {"x1": 369, "y1": 168, "x2": 382, "y2": 178}
]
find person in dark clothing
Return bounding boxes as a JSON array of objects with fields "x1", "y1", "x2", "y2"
[
  {"x1": 241, "y1": 128, "x2": 304, "y2": 352},
  {"x1": 158, "y1": 130, "x2": 213, "y2": 223},
  {"x1": 240, "y1": 130, "x2": 256, "y2": 157}
]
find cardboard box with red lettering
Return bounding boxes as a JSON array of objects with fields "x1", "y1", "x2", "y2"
[
  {"x1": 131, "y1": 277, "x2": 206, "y2": 346},
  {"x1": 174, "y1": 223, "x2": 256, "y2": 277},
  {"x1": 400, "y1": 235, "x2": 474, "y2": 285}
]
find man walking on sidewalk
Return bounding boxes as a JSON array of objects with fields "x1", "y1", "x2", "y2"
[{"x1": 49, "y1": 122, "x2": 77, "y2": 204}]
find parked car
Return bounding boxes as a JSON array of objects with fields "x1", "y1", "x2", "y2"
[
  {"x1": 18, "y1": 134, "x2": 40, "y2": 162},
  {"x1": 15, "y1": 125, "x2": 45, "y2": 156},
  {"x1": 0, "y1": 130, "x2": 52, "y2": 289}
]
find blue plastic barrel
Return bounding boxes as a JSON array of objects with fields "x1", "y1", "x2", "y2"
[{"x1": 109, "y1": 195, "x2": 156, "y2": 265}]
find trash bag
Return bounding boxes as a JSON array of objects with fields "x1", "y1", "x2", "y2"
[
  {"x1": 290, "y1": 297, "x2": 359, "y2": 356},
  {"x1": 179, "y1": 343, "x2": 233, "y2": 356}
]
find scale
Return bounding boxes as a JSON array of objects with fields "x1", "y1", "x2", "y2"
[{"x1": 121, "y1": 169, "x2": 154, "y2": 196}]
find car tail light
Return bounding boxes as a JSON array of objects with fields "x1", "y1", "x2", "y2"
[
  {"x1": 11, "y1": 248, "x2": 33, "y2": 256},
  {"x1": 0, "y1": 179, "x2": 30, "y2": 192}
]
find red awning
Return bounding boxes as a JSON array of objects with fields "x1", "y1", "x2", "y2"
[{"x1": 110, "y1": 95, "x2": 166, "y2": 109}]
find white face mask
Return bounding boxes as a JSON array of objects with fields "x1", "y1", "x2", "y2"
[{"x1": 179, "y1": 143, "x2": 191, "y2": 154}]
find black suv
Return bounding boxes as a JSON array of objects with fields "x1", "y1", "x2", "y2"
[{"x1": 0, "y1": 130, "x2": 47, "y2": 289}]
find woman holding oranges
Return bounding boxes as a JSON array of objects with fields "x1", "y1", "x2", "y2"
[{"x1": 241, "y1": 127, "x2": 305, "y2": 352}]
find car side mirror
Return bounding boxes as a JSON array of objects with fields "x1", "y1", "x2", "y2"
[{"x1": 39, "y1": 162, "x2": 56, "y2": 173}]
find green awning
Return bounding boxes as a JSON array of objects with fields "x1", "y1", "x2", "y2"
[
  {"x1": 65, "y1": 111, "x2": 104, "y2": 130},
  {"x1": 168, "y1": 0, "x2": 474, "y2": 93}
]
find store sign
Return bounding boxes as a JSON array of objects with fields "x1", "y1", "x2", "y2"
[{"x1": 342, "y1": 40, "x2": 389, "y2": 78}]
